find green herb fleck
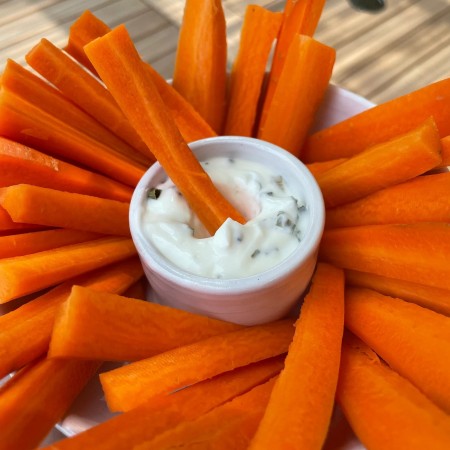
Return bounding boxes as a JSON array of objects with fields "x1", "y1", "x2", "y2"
[
  {"x1": 251, "y1": 249, "x2": 261, "y2": 258},
  {"x1": 147, "y1": 188, "x2": 162, "y2": 199}
]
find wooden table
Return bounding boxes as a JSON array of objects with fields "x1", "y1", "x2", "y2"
[{"x1": 1, "y1": 0, "x2": 449, "y2": 104}]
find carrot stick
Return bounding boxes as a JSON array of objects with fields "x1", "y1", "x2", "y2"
[
  {"x1": 26, "y1": 38, "x2": 150, "y2": 157},
  {"x1": 302, "y1": 76, "x2": 450, "y2": 162},
  {"x1": 316, "y1": 117, "x2": 442, "y2": 208},
  {"x1": 100, "y1": 318, "x2": 294, "y2": 412},
  {"x1": 39, "y1": 357, "x2": 283, "y2": 450},
  {"x1": 0, "y1": 88, "x2": 146, "y2": 187},
  {"x1": 345, "y1": 269, "x2": 450, "y2": 317},
  {"x1": 0, "y1": 236, "x2": 136, "y2": 303},
  {"x1": 306, "y1": 157, "x2": 347, "y2": 178},
  {"x1": 49, "y1": 286, "x2": 243, "y2": 361},
  {"x1": 0, "y1": 136, "x2": 133, "y2": 202},
  {"x1": 142, "y1": 64, "x2": 217, "y2": 143},
  {"x1": 0, "y1": 205, "x2": 43, "y2": 233},
  {"x1": 0, "y1": 356, "x2": 100, "y2": 450},
  {"x1": 337, "y1": 333, "x2": 450, "y2": 450},
  {"x1": 282, "y1": 0, "x2": 326, "y2": 36},
  {"x1": 0, "y1": 184, "x2": 130, "y2": 236},
  {"x1": 65, "y1": 10, "x2": 216, "y2": 142},
  {"x1": 259, "y1": 0, "x2": 326, "y2": 132},
  {"x1": 172, "y1": 0, "x2": 227, "y2": 133},
  {"x1": 1, "y1": 59, "x2": 151, "y2": 167},
  {"x1": 135, "y1": 377, "x2": 276, "y2": 450},
  {"x1": 65, "y1": 10, "x2": 110, "y2": 76},
  {"x1": 257, "y1": 34, "x2": 335, "y2": 157},
  {"x1": 85, "y1": 25, "x2": 245, "y2": 235},
  {"x1": 223, "y1": 6, "x2": 282, "y2": 136},
  {"x1": 249, "y1": 263, "x2": 344, "y2": 450},
  {"x1": 0, "y1": 229, "x2": 101, "y2": 259},
  {"x1": 345, "y1": 287, "x2": 450, "y2": 414},
  {"x1": 326, "y1": 172, "x2": 450, "y2": 228},
  {"x1": 441, "y1": 135, "x2": 450, "y2": 166},
  {"x1": 319, "y1": 223, "x2": 450, "y2": 291},
  {"x1": 0, "y1": 257, "x2": 142, "y2": 379}
]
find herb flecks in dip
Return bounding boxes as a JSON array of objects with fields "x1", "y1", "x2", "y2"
[{"x1": 142, "y1": 157, "x2": 308, "y2": 279}]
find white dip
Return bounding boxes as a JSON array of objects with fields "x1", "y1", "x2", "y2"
[{"x1": 142, "y1": 157, "x2": 308, "y2": 279}]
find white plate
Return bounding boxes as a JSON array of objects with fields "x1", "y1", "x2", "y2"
[
  {"x1": 4, "y1": 85, "x2": 375, "y2": 447},
  {"x1": 57, "y1": 85, "x2": 374, "y2": 447}
]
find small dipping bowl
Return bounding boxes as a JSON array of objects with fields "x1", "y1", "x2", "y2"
[{"x1": 129, "y1": 136, "x2": 325, "y2": 326}]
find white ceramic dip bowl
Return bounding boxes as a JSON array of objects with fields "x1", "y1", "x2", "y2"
[{"x1": 129, "y1": 136, "x2": 325, "y2": 325}]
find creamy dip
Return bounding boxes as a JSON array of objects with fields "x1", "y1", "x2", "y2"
[{"x1": 142, "y1": 157, "x2": 308, "y2": 279}]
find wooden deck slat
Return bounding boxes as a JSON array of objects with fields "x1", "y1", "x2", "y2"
[
  {"x1": 316, "y1": 0, "x2": 419, "y2": 48},
  {"x1": 343, "y1": 8, "x2": 450, "y2": 100},
  {"x1": 331, "y1": 0, "x2": 450, "y2": 82},
  {"x1": 0, "y1": 0, "x2": 117, "y2": 49},
  {"x1": 141, "y1": 0, "x2": 185, "y2": 24},
  {"x1": 0, "y1": 0, "x2": 60, "y2": 26},
  {"x1": 136, "y1": 24, "x2": 180, "y2": 65},
  {"x1": 87, "y1": 0, "x2": 149, "y2": 27},
  {"x1": 223, "y1": 0, "x2": 281, "y2": 15},
  {"x1": 372, "y1": 38, "x2": 450, "y2": 102},
  {"x1": 1, "y1": 0, "x2": 450, "y2": 104},
  {"x1": 0, "y1": 0, "x2": 172, "y2": 70},
  {"x1": 151, "y1": 50, "x2": 178, "y2": 77},
  {"x1": 122, "y1": 9, "x2": 170, "y2": 42}
]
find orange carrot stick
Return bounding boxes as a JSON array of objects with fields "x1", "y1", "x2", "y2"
[
  {"x1": 326, "y1": 172, "x2": 450, "y2": 228},
  {"x1": 65, "y1": 10, "x2": 216, "y2": 142},
  {"x1": 282, "y1": 0, "x2": 326, "y2": 36},
  {"x1": 337, "y1": 333, "x2": 450, "y2": 450},
  {"x1": 0, "y1": 137, "x2": 133, "y2": 202},
  {"x1": 306, "y1": 157, "x2": 347, "y2": 178},
  {"x1": 223, "y1": 6, "x2": 282, "y2": 136},
  {"x1": 345, "y1": 269, "x2": 450, "y2": 317},
  {"x1": 259, "y1": 0, "x2": 326, "y2": 132},
  {"x1": 319, "y1": 223, "x2": 450, "y2": 291},
  {"x1": 441, "y1": 135, "x2": 450, "y2": 166},
  {"x1": 316, "y1": 118, "x2": 442, "y2": 208},
  {"x1": 0, "y1": 229, "x2": 101, "y2": 259},
  {"x1": 65, "y1": 10, "x2": 110, "y2": 76},
  {"x1": 85, "y1": 25, "x2": 245, "y2": 235},
  {"x1": 100, "y1": 318, "x2": 294, "y2": 412},
  {"x1": 0, "y1": 88, "x2": 146, "y2": 187},
  {"x1": 249, "y1": 263, "x2": 344, "y2": 450},
  {"x1": 302, "y1": 77, "x2": 450, "y2": 162},
  {"x1": 0, "y1": 357, "x2": 100, "y2": 450},
  {"x1": 0, "y1": 205, "x2": 43, "y2": 233},
  {"x1": 143, "y1": 64, "x2": 217, "y2": 143},
  {"x1": 136, "y1": 377, "x2": 276, "y2": 450},
  {"x1": 0, "y1": 184, "x2": 130, "y2": 236},
  {"x1": 0, "y1": 236, "x2": 136, "y2": 303},
  {"x1": 345, "y1": 287, "x2": 450, "y2": 414},
  {"x1": 1, "y1": 59, "x2": 151, "y2": 167},
  {"x1": 173, "y1": 0, "x2": 228, "y2": 133},
  {"x1": 257, "y1": 34, "x2": 335, "y2": 157},
  {"x1": 39, "y1": 358, "x2": 283, "y2": 450},
  {"x1": 49, "y1": 286, "x2": 243, "y2": 361},
  {"x1": 0, "y1": 257, "x2": 142, "y2": 379},
  {"x1": 26, "y1": 38, "x2": 150, "y2": 157}
]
